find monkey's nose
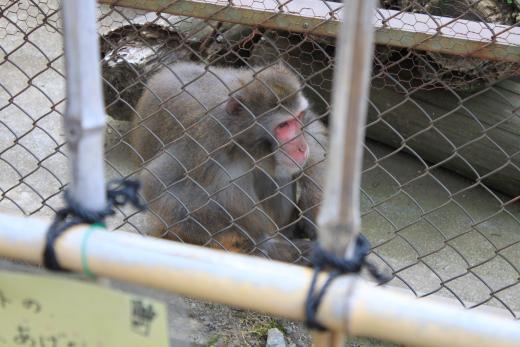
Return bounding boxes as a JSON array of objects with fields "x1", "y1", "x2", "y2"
[{"x1": 298, "y1": 145, "x2": 306, "y2": 153}]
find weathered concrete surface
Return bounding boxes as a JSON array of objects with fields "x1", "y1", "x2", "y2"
[
  {"x1": 0, "y1": 0, "x2": 67, "y2": 216},
  {"x1": 362, "y1": 140, "x2": 520, "y2": 317}
]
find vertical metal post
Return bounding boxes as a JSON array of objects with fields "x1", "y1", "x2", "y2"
[
  {"x1": 62, "y1": 0, "x2": 107, "y2": 210},
  {"x1": 318, "y1": 0, "x2": 376, "y2": 257},
  {"x1": 313, "y1": 1, "x2": 377, "y2": 346}
]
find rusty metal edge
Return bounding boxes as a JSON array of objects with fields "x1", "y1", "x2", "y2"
[
  {"x1": 377, "y1": 28, "x2": 520, "y2": 63},
  {"x1": 98, "y1": 0, "x2": 520, "y2": 63},
  {"x1": 98, "y1": 0, "x2": 339, "y2": 36}
]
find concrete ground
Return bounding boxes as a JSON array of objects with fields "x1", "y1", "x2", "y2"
[
  {"x1": 0, "y1": 1, "x2": 519, "y2": 346},
  {"x1": 362, "y1": 140, "x2": 520, "y2": 316}
]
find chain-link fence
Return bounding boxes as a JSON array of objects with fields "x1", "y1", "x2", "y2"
[
  {"x1": 0, "y1": 0, "x2": 65, "y2": 216},
  {"x1": 2, "y1": 0, "x2": 520, "y2": 326}
]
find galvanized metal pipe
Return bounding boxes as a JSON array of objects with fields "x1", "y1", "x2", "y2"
[
  {"x1": 317, "y1": 0, "x2": 376, "y2": 257},
  {"x1": 63, "y1": 0, "x2": 107, "y2": 210},
  {"x1": 0, "y1": 212, "x2": 519, "y2": 347}
]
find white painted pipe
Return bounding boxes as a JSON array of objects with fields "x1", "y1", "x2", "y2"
[{"x1": 63, "y1": 0, "x2": 107, "y2": 210}]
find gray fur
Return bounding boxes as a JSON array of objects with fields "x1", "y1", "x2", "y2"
[{"x1": 131, "y1": 62, "x2": 328, "y2": 262}]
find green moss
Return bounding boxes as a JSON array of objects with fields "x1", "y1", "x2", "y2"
[
  {"x1": 249, "y1": 319, "x2": 286, "y2": 340},
  {"x1": 207, "y1": 334, "x2": 223, "y2": 347}
]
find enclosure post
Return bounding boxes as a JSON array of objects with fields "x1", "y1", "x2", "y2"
[
  {"x1": 313, "y1": 0, "x2": 377, "y2": 345},
  {"x1": 62, "y1": 0, "x2": 107, "y2": 210},
  {"x1": 317, "y1": 0, "x2": 377, "y2": 256}
]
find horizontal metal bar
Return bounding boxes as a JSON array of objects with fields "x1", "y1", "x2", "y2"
[
  {"x1": 375, "y1": 8, "x2": 520, "y2": 63},
  {"x1": 98, "y1": 0, "x2": 520, "y2": 62},
  {"x1": 0, "y1": 211, "x2": 519, "y2": 347},
  {"x1": 99, "y1": 0, "x2": 341, "y2": 36}
]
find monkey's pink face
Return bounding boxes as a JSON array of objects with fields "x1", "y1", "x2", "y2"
[{"x1": 274, "y1": 111, "x2": 309, "y2": 173}]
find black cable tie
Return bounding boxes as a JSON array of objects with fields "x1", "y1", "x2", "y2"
[
  {"x1": 305, "y1": 234, "x2": 392, "y2": 331},
  {"x1": 107, "y1": 179, "x2": 147, "y2": 211},
  {"x1": 43, "y1": 179, "x2": 146, "y2": 272}
]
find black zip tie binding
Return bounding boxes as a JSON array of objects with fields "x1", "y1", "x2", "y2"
[
  {"x1": 305, "y1": 234, "x2": 392, "y2": 331},
  {"x1": 43, "y1": 179, "x2": 146, "y2": 272}
]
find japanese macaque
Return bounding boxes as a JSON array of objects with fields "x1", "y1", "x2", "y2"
[{"x1": 130, "y1": 61, "x2": 327, "y2": 262}]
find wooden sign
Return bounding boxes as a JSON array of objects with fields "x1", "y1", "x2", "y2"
[{"x1": 0, "y1": 270, "x2": 169, "y2": 347}]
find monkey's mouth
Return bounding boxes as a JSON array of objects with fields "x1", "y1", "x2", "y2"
[
  {"x1": 279, "y1": 152, "x2": 308, "y2": 170},
  {"x1": 279, "y1": 140, "x2": 309, "y2": 167},
  {"x1": 292, "y1": 147, "x2": 309, "y2": 165}
]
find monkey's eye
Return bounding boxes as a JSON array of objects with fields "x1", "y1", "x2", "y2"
[{"x1": 278, "y1": 121, "x2": 289, "y2": 129}]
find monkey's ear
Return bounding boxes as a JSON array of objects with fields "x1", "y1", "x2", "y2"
[{"x1": 226, "y1": 96, "x2": 242, "y2": 115}]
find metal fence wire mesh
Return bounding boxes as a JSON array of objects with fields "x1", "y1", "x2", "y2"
[{"x1": 1, "y1": 0, "x2": 520, "y2": 320}]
